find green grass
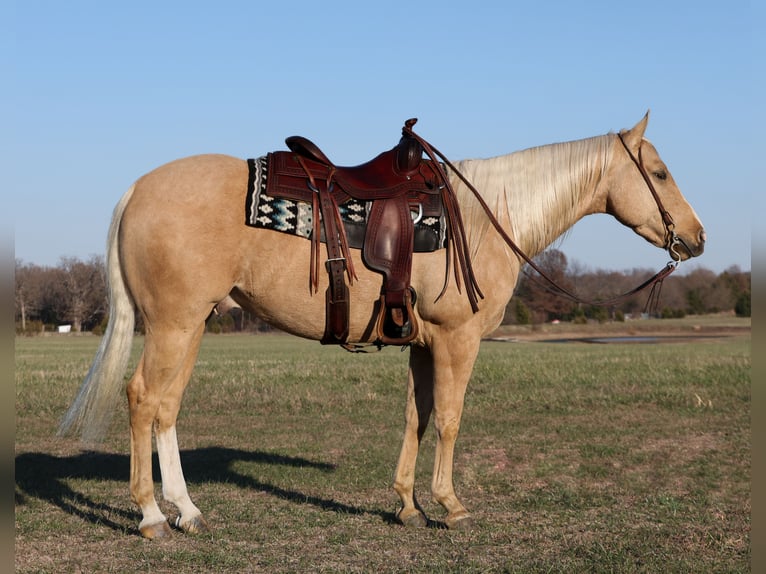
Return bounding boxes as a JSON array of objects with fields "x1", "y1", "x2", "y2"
[{"x1": 15, "y1": 325, "x2": 750, "y2": 573}]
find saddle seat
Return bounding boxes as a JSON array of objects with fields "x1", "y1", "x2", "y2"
[{"x1": 285, "y1": 132, "x2": 436, "y2": 200}]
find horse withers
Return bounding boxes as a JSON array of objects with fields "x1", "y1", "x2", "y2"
[{"x1": 58, "y1": 113, "x2": 705, "y2": 538}]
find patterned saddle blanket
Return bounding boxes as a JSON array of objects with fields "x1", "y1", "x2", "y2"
[{"x1": 245, "y1": 156, "x2": 447, "y2": 252}]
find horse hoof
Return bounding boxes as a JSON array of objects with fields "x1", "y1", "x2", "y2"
[
  {"x1": 174, "y1": 514, "x2": 210, "y2": 535},
  {"x1": 140, "y1": 520, "x2": 173, "y2": 539},
  {"x1": 397, "y1": 509, "x2": 428, "y2": 528},
  {"x1": 446, "y1": 512, "x2": 474, "y2": 531}
]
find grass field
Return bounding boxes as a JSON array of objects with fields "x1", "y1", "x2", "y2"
[{"x1": 15, "y1": 318, "x2": 751, "y2": 572}]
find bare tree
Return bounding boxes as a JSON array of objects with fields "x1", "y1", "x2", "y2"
[
  {"x1": 515, "y1": 249, "x2": 576, "y2": 322},
  {"x1": 14, "y1": 260, "x2": 48, "y2": 331},
  {"x1": 58, "y1": 255, "x2": 106, "y2": 331},
  {"x1": 15, "y1": 259, "x2": 33, "y2": 331}
]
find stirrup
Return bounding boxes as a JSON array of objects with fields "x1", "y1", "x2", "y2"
[{"x1": 375, "y1": 288, "x2": 419, "y2": 346}]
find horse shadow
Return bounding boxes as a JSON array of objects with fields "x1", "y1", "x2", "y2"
[{"x1": 14, "y1": 446, "x2": 413, "y2": 535}]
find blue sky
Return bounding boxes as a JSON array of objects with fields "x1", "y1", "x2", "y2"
[{"x1": 6, "y1": 1, "x2": 758, "y2": 274}]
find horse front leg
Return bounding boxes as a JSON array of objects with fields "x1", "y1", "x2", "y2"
[
  {"x1": 429, "y1": 333, "x2": 481, "y2": 529},
  {"x1": 393, "y1": 345, "x2": 434, "y2": 527}
]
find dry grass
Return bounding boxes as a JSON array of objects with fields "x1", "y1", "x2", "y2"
[{"x1": 15, "y1": 319, "x2": 750, "y2": 572}]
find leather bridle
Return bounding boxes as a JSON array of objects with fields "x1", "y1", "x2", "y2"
[
  {"x1": 404, "y1": 124, "x2": 684, "y2": 309},
  {"x1": 617, "y1": 132, "x2": 688, "y2": 264}
]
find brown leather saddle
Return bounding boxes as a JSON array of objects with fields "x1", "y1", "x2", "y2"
[
  {"x1": 264, "y1": 118, "x2": 482, "y2": 347},
  {"x1": 265, "y1": 119, "x2": 447, "y2": 346}
]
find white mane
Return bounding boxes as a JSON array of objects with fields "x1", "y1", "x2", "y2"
[{"x1": 452, "y1": 134, "x2": 615, "y2": 259}]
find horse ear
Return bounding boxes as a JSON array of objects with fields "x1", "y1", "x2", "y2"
[{"x1": 621, "y1": 111, "x2": 650, "y2": 151}]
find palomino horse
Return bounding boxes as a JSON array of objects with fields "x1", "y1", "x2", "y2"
[{"x1": 59, "y1": 113, "x2": 705, "y2": 538}]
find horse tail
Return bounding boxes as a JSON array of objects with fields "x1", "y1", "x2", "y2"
[{"x1": 58, "y1": 183, "x2": 137, "y2": 443}]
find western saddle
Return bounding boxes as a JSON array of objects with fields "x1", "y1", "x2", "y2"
[{"x1": 265, "y1": 118, "x2": 480, "y2": 347}]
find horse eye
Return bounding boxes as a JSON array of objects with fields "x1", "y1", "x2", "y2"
[{"x1": 653, "y1": 170, "x2": 667, "y2": 181}]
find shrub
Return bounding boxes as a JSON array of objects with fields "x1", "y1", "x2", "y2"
[
  {"x1": 16, "y1": 320, "x2": 45, "y2": 336},
  {"x1": 514, "y1": 299, "x2": 531, "y2": 325},
  {"x1": 661, "y1": 307, "x2": 686, "y2": 319},
  {"x1": 572, "y1": 307, "x2": 587, "y2": 325},
  {"x1": 734, "y1": 291, "x2": 751, "y2": 317},
  {"x1": 205, "y1": 312, "x2": 235, "y2": 334}
]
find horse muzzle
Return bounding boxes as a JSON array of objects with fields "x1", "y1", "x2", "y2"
[{"x1": 670, "y1": 228, "x2": 706, "y2": 261}]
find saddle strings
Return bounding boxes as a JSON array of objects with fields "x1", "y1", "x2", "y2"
[
  {"x1": 295, "y1": 155, "x2": 358, "y2": 294},
  {"x1": 402, "y1": 120, "x2": 484, "y2": 312}
]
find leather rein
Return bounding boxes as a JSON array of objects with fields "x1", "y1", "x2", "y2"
[{"x1": 403, "y1": 124, "x2": 684, "y2": 310}]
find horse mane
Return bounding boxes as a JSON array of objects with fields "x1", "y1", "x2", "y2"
[{"x1": 453, "y1": 133, "x2": 615, "y2": 260}]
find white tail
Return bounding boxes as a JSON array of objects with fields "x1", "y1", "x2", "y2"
[{"x1": 58, "y1": 184, "x2": 137, "y2": 443}]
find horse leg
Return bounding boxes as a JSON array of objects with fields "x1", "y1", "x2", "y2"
[
  {"x1": 429, "y1": 333, "x2": 481, "y2": 529},
  {"x1": 156, "y1": 428, "x2": 208, "y2": 535},
  {"x1": 155, "y1": 323, "x2": 209, "y2": 535},
  {"x1": 127, "y1": 322, "x2": 206, "y2": 539},
  {"x1": 126, "y1": 353, "x2": 169, "y2": 538},
  {"x1": 393, "y1": 344, "x2": 434, "y2": 527}
]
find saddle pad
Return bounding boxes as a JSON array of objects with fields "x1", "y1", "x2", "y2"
[{"x1": 245, "y1": 156, "x2": 447, "y2": 252}]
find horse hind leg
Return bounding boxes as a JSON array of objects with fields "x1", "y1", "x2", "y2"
[
  {"x1": 127, "y1": 322, "x2": 207, "y2": 538},
  {"x1": 155, "y1": 322, "x2": 209, "y2": 535},
  {"x1": 156, "y1": 426, "x2": 209, "y2": 535}
]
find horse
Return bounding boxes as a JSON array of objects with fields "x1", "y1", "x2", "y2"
[{"x1": 58, "y1": 113, "x2": 705, "y2": 538}]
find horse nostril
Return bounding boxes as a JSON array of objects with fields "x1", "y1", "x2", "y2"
[{"x1": 699, "y1": 229, "x2": 707, "y2": 243}]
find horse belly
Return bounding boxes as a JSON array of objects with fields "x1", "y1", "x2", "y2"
[{"x1": 231, "y1": 234, "x2": 386, "y2": 342}]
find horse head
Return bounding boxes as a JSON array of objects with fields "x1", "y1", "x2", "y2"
[{"x1": 603, "y1": 112, "x2": 706, "y2": 261}]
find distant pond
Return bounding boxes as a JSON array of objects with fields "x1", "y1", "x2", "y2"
[
  {"x1": 542, "y1": 335, "x2": 723, "y2": 344},
  {"x1": 485, "y1": 335, "x2": 728, "y2": 344}
]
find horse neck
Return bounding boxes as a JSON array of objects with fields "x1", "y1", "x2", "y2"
[{"x1": 453, "y1": 134, "x2": 614, "y2": 259}]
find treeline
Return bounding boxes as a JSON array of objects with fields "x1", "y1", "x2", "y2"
[
  {"x1": 14, "y1": 250, "x2": 751, "y2": 334},
  {"x1": 505, "y1": 250, "x2": 751, "y2": 325},
  {"x1": 13, "y1": 256, "x2": 274, "y2": 335}
]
